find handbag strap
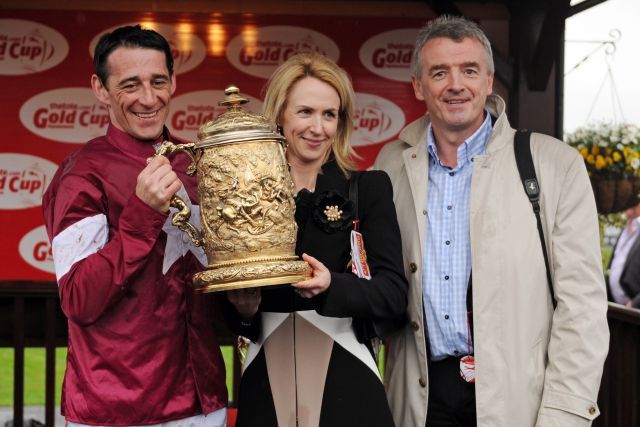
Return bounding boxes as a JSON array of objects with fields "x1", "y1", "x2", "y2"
[
  {"x1": 513, "y1": 129, "x2": 557, "y2": 309},
  {"x1": 349, "y1": 171, "x2": 361, "y2": 231}
]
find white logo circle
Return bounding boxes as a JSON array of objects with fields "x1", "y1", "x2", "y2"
[
  {"x1": 227, "y1": 26, "x2": 340, "y2": 79},
  {"x1": 89, "y1": 22, "x2": 206, "y2": 75},
  {"x1": 19, "y1": 225, "x2": 55, "y2": 274},
  {"x1": 20, "y1": 87, "x2": 110, "y2": 144},
  {"x1": 169, "y1": 90, "x2": 264, "y2": 142},
  {"x1": 0, "y1": 19, "x2": 69, "y2": 75},
  {"x1": 0, "y1": 153, "x2": 58, "y2": 210},
  {"x1": 353, "y1": 93, "x2": 406, "y2": 147},
  {"x1": 359, "y1": 29, "x2": 418, "y2": 82}
]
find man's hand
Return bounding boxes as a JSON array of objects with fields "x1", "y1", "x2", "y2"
[
  {"x1": 136, "y1": 156, "x2": 181, "y2": 213},
  {"x1": 293, "y1": 253, "x2": 331, "y2": 298},
  {"x1": 227, "y1": 288, "x2": 261, "y2": 319}
]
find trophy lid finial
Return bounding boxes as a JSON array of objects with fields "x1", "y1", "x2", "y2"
[
  {"x1": 197, "y1": 84, "x2": 285, "y2": 147},
  {"x1": 219, "y1": 84, "x2": 249, "y2": 110}
]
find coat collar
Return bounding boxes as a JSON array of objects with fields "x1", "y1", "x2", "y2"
[
  {"x1": 313, "y1": 157, "x2": 349, "y2": 195},
  {"x1": 398, "y1": 94, "x2": 513, "y2": 154},
  {"x1": 105, "y1": 123, "x2": 170, "y2": 162},
  {"x1": 394, "y1": 95, "x2": 513, "y2": 264}
]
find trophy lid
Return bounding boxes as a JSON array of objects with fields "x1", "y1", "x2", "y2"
[{"x1": 196, "y1": 85, "x2": 285, "y2": 147}]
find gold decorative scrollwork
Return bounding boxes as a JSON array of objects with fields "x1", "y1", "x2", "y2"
[
  {"x1": 194, "y1": 260, "x2": 312, "y2": 292},
  {"x1": 198, "y1": 140, "x2": 297, "y2": 259}
]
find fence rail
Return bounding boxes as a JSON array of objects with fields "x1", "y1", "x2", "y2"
[
  {"x1": 594, "y1": 302, "x2": 640, "y2": 427},
  {"x1": 2, "y1": 283, "x2": 639, "y2": 426},
  {"x1": 0, "y1": 281, "x2": 240, "y2": 427}
]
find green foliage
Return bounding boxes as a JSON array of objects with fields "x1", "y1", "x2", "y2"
[
  {"x1": 602, "y1": 245, "x2": 613, "y2": 271},
  {"x1": 220, "y1": 346, "x2": 234, "y2": 402}
]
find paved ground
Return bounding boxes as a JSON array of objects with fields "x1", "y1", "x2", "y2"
[{"x1": 0, "y1": 407, "x2": 65, "y2": 427}]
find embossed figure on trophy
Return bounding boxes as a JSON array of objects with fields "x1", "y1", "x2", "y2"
[
  {"x1": 211, "y1": 170, "x2": 243, "y2": 249},
  {"x1": 257, "y1": 174, "x2": 294, "y2": 238}
]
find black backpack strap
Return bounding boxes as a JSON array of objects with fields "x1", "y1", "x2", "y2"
[
  {"x1": 514, "y1": 129, "x2": 557, "y2": 309},
  {"x1": 467, "y1": 273, "x2": 473, "y2": 342}
]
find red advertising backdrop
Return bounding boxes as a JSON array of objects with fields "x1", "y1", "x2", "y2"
[{"x1": 0, "y1": 10, "x2": 427, "y2": 282}]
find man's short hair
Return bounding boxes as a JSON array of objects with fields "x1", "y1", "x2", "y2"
[
  {"x1": 411, "y1": 15, "x2": 494, "y2": 78},
  {"x1": 93, "y1": 24, "x2": 173, "y2": 85}
]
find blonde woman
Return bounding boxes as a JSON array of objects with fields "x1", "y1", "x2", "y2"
[{"x1": 226, "y1": 53, "x2": 407, "y2": 427}]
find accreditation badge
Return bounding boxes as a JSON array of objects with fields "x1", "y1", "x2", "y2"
[
  {"x1": 350, "y1": 230, "x2": 371, "y2": 280},
  {"x1": 460, "y1": 355, "x2": 476, "y2": 383}
]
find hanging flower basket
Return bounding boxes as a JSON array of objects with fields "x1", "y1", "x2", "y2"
[
  {"x1": 589, "y1": 175, "x2": 640, "y2": 214},
  {"x1": 566, "y1": 123, "x2": 640, "y2": 214}
]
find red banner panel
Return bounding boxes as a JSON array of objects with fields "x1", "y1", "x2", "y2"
[{"x1": 0, "y1": 10, "x2": 427, "y2": 281}]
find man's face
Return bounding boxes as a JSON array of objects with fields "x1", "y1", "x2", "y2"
[
  {"x1": 91, "y1": 47, "x2": 175, "y2": 141},
  {"x1": 625, "y1": 203, "x2": 640, "y2": 221},
  {"x1": 412, "y1": 37, "x2": 494, "y2": 139}
]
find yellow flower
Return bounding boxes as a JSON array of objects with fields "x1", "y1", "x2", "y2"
[
  {"x1": 580, "y1": 147, "x2": 589, "y2": 158},
  {"x1": 624, "y1": 146, "x2": 632, "y2": 156},
  {"x1": 587, "y1": 154, "x2": 595, "y2": 164},
  {"x1": 605, "y1": 147, "x2": 613, "y2": 155},
  {"x1": 591, "y1": 145, "x2": 600, "y2": 155},
  {"x1": 595, "y1": 155, "x2": 606, "y2": 170},
  {"x1": 613, "y1": 151, "x2": 622, "y2": 162},
  {"x1": 606, "y1": 157, "x2": 613, "y2": 165}
]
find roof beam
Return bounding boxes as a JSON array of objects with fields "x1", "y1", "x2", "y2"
[
  {"x1": 527, "y1": 0, "x2": 571, "y2": 91},
  {"x1": 494, "y1": 52, "x2": 513, "y2": 88},
  {"x1": 425, "y1": 0, "x2": 462, "y2": 16},
  {"x1": 568, "y1": 0, "x2": 610, "y2": 18}
]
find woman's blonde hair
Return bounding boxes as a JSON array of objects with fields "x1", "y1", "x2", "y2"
[{"x1": 263, "y1": 52, "x2": 358, "y2": 175}]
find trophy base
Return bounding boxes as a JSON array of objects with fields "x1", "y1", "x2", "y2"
[{"x1": 193, "y1": 260, "x2": 312, "y2": 293}]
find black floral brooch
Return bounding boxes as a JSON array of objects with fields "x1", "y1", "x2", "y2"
[{"x1": 312, "y1": 191, "x2": 354, "y2": 233}]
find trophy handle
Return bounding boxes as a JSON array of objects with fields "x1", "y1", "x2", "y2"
[
  {"x1": 152, "y1": 141, "x2": 204, "y2": 247},
  {"x1": 154, "y1": 140, "x2": 197, "y2": 175}
]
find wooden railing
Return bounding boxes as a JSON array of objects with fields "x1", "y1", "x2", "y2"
[
  {"x1": 594, "y1": 303, "x2": 640, "y2": 427},
  {"x1": 0, "y1": 281, "x2": 240, "y2": 427},
  {"x1": 0, "y1": 282, "x2": 66, "y2": 427},
  {"x1": 2, "y1": 285, "x2": 639, "y2": 426}
]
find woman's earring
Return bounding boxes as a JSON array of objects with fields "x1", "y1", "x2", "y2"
[{"x1": 277, "y1": 124, "x2": 284, "y2": 135}]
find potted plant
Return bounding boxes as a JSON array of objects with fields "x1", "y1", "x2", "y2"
[{"x1": 566, "y1": 122, "x2": 640, "y2": 214}]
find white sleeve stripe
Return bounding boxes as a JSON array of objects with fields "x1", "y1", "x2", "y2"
[{"x1": 52, "y1": 214, "x2": 109, "y2": 284}]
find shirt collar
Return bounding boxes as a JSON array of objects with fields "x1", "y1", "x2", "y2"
[
  {"x1": 105, "y1": 124, "x2": 168, "y2": 162},
  {"x1": 628, "y1": 217, "x2": 640, "y2": 234},
  {"x1": 427, "y1": 110, "x2": 493, "y2": 169}
]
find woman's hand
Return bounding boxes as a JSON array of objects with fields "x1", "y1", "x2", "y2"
[
  {"x1": 227, "y1": 288, "x2": 261, "y2": 319},
  {"x1": 293, "y1": 253, "x2": 331, "y2": 298}
]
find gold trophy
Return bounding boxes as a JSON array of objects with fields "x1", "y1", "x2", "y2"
[{"x1": 155, "y1": 85, "x2": 311, "y2": 292}]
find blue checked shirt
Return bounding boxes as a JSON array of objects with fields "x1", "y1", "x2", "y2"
[{"x1": 423, "y1": 112, "x2": 493, "y2": 361}]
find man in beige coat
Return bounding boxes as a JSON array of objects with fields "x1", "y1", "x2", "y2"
[{"x1": 375, "y1": 16, "x2": 609, "y2": 427}]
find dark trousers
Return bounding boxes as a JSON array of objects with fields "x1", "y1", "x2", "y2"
[{"x1": 426, "y1": 357, "x2": 477, "y2": 427}]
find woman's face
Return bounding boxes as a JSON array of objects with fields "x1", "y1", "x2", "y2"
[{"x1": 281, "y1": 76, "x2": 340, "y2": 169}]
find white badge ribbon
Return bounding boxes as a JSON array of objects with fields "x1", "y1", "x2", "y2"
[{"x1": 350, "y1": 230, "x2": 371, "y2": 280}]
